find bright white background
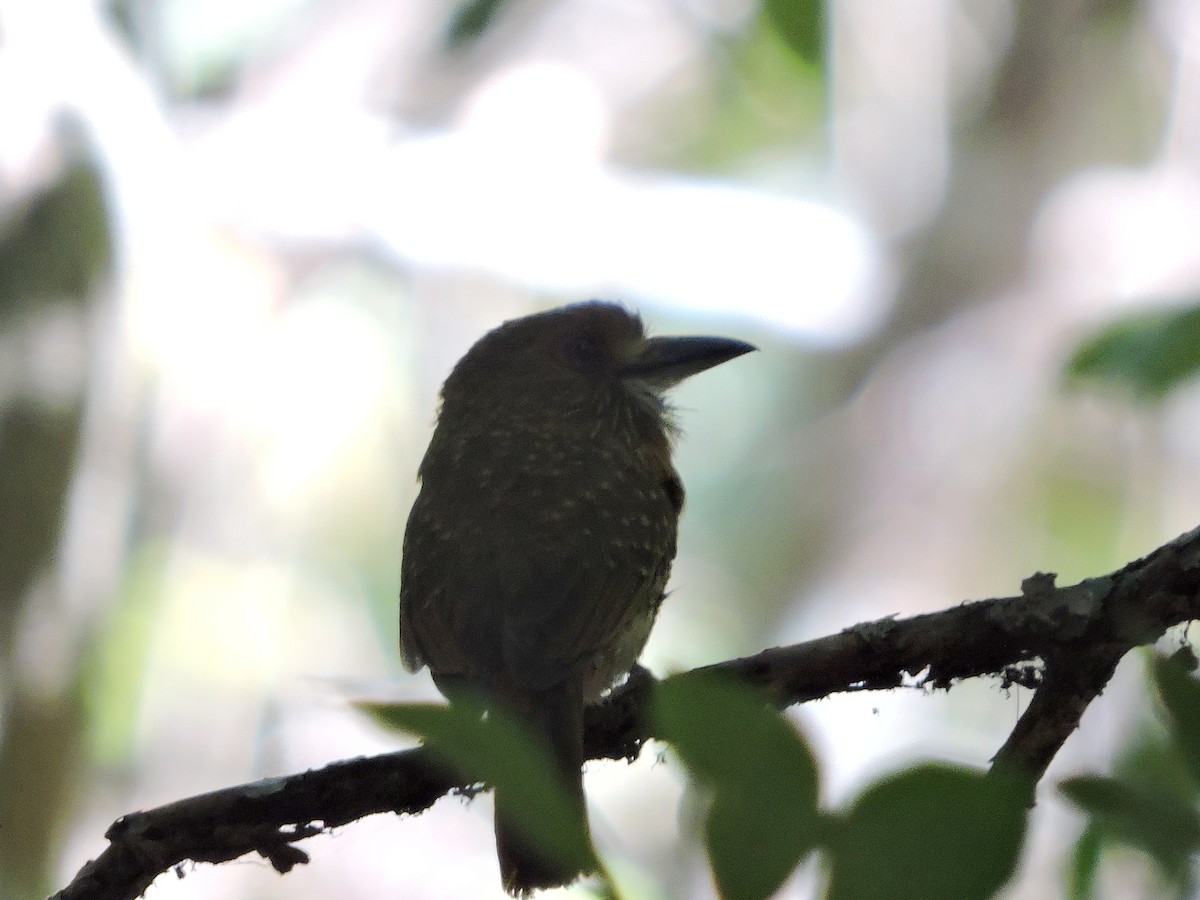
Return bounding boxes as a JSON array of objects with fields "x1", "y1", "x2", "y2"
[{"x1": 3, "y1": 0, "x2": 1200, "y2": 897}]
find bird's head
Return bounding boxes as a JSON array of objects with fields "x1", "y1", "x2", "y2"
[{"x1": 440, "y1": 301, "x2": 755, "y2": 423}]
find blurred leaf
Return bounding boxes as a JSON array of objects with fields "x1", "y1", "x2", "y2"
[
  {"x1": 762, "y1": 0, "x2": 825, "y2": 69},
  {"x1": 1068, "y1": 823, "x2": 1102, "y2": 900},
  {"x1": 1111, "y1": 699, "x2": 1198, "y2": 802},
  {"x1": 445, "y1": 0, "x2": 509, "y2": 50},
  {"x1": 1151, "y1": 650, "x2": 1200, "y2": 788},
  {"x1": 1060, "y1": 774, "x2": 1200, "y2": 887},
  {"x1": 652, "y1": 673, "x2": 821, "y2": 900},
  {"x1": 1066, "y1": 303, "x2": 1200, "y2": 400},
  {"x1": 1062, "y1": 654, "x2": 1200, "y2": 897},
  {"x1": 0, "y1": 159, "x2": 111, "y2": 314},
  {"x1": 826, "y1": 765, "x2": 1029, "y2": 900},
  {"x1": 681, "y1": 16, "x2": 826, "y2": 172},
  {"x1": 360, "y1": 699, "x2": 595, "y2": 875}
]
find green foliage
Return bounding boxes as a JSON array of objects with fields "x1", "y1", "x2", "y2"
[
  {"x1": 824, "y1": 765, "x2": 1029, "y2": 900},
  {"x1": 1068, "y1": 823, "x2": 1104, "y2": 900},
  {"x1": 689, "y1": 18, "x2": 826, "y2": 172},
  {"x1": 1066, "y1": 303, "x2": 1200, "y2": 400},
  {"x1": 370, "y1": 679, "x2": 1035, "y2": 899},
  {"x1": 652, "y1": 674, "x2": 1028, "y2": 899},
  {"x1": 361, "y1": 698, "x2": 596, "y2": 878},
  {"x1": 1152, "y1": 648, "x2": 1200, "y2": 785},
  {"x1": 762, "y1": 0, "x2": 825, "y2": 68},
  {"x1": 1061, "y1": 651, "x2": 1200, "y2": 897},
  {"x1": 1061, "y1": 775, "x2": 1200, "y2": 889},
  {"x1": 652, "y1": 673, "x2": 821, "y2": 900}
]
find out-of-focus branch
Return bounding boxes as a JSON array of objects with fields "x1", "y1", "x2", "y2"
[
  {"x1": 54, "y1": 524, "x2": 1200, "y2": 900},
  {"x1": 0, "y1": 143, "x2": 114, "y2": 899}
]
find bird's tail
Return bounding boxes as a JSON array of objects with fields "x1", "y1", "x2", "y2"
[{"x1": 493, "y1": 680, "x2": 596, "y2": 896}]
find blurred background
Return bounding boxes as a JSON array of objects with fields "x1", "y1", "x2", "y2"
[{"x1": 3, "y1": 0, "x2": 1200, "y2": 897}]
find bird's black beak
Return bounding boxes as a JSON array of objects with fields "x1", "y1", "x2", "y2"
[{"x1": 620, "y1": 334, "x2": 757, "y2": 388}]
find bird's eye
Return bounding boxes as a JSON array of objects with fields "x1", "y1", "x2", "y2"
[{"x1": 562, "y1": 332, "x2": 606, "y2": 372}]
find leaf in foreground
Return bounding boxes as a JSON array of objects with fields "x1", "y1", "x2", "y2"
[
  {"x1": 652, "y1": 673, "x2": 821, "y2": 900},
  {"x1": 1151, "y1": 650, "x2": 1200, "y2": 788},
  {"x1": 826, "y1": 764, "x2": 1029, "y2": 900},
  {"x1": 360, "y1": 699, "x2": 595, "y2": 876},
  {"x1": 1060, "y1": 774, "x2": 1200, "y2": 888},
  {"x1": 1066, "y1": 303, "x2": 1200, "y2": 400}
]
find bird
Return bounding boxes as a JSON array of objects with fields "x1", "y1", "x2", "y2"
[{"x1": 399, "y1": 300, "x2": 755, "y2": 895}]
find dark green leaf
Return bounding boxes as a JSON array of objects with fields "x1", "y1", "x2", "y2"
[
  {"x1": 1110, "y1": 709, "x2": 1199, "y2": 804},
  {"x1": 1066, "y1": 303, "x2": 1200, "y2": 400},
  {"x1": 652, "y1": 673, "x2": 821, "y2": 900},
  {"x1": 1152, "y1": 651, "x2": 1200, "y2": 788},
  {"x1": 762, "y1": 0, "x2": 825, "y2": 68},
  {"x1": 360, "y1": 699, "x2": 595, "y2": 875},
  {"x1": 1060, "y1": 774, "x2": 1200, "y2": 883},
  {"x1": 1063, "y1": 699, "x2": 1200, "y2": 897},
  {"x1": 826, "y1": 765, "x2": 1028, "y2": 900},
  {"x1": 1068, "y1": 823, "x2": 1102, "y2": 900},
  {"x1": 444, "y1": 0, "x2": 509, "y2": 50}
]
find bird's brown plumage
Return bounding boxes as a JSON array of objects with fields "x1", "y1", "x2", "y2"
[{"x1": 399, "y1": 301, "x2": 754, "y2": 894}]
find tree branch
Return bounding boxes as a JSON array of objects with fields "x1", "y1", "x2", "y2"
[{"x1": 54, "y1": 524, "x2": 1200, "y2": 900}]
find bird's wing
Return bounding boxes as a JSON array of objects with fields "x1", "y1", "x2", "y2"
[
  {"x1": 499, "y1": 526, "x2": 675, "y2": 692},
  {"x1": 399, "y1": 489, "x2": 484, "y2": 677}
]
